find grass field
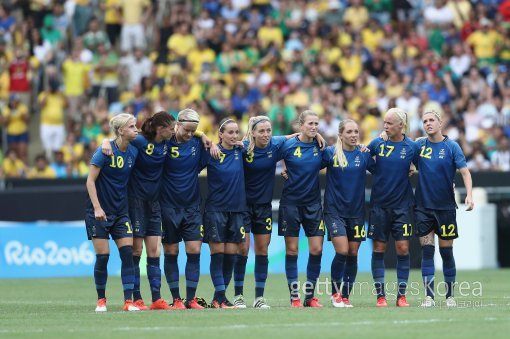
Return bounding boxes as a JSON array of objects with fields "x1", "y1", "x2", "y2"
[{"x1": 1, "y1": 270, "x2": 510, "y2": 338}]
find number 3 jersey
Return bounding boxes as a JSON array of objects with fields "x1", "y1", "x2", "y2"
[
  {"x1": 414, "y1": 137, "x2": 467, "y2": 210},
  {"x1": 368, "y1": 137, "x2": 419, "y2": 208},
  {"x1": 87, "y1": 141, "x2": 138, "y2": 215}
]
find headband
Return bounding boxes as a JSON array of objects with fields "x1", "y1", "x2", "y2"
[
  {"x1": 251, "y1": 118, "x2": 269, "y2": 130},
  {"x1": 219, "y1": 119, "x2": 234, "y2": 131},
  {"x1": 179, "y1": 118, "x2": 200, "y2": 124},
  {"x1": 424, "y1": 110, "x2": 441, "y2": 121}
]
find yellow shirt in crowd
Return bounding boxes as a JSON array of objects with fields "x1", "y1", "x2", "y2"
[
  {"x1": 2, "y1": 103, "x2": 29, "y2": 135},
  {"x1": 39, "y1": 92, "x2": 65, "y2": 126}
]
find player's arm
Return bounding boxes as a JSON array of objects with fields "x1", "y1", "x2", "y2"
[
  {"x1": 101, "y1": 139, "x2": 114, "y2": 156},
  {"x1": 459, "y1": 167, "x2": 474, "y2": 211},
  {"x1": 86, "y1": 165, "x2": 107, "y2": 221}
]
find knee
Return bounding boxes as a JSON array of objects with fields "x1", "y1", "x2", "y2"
[
  {"x1": 396, "y1": 247, "x2": 409, "y2": 256},
  {"x1": 254, "y1": 246, "x2": 268, "y2": 256},
  {"x1": 286, "y1": 248, "x2": 298, "y2": 256},
  {"x1": 238, "y1": 244, "x2": 249, "y2": 257},
  {"x1": 132, "y1": 248, "x2": 143, "y2": 257},
  {"x1": 373, "y1": 242, "x2": 386, "y2": 253},
  {"x1": 309, "y1": 246, "x2": 323, "y2": 256},
  {"x1": 347, "y1": 248, "x2": 359, "y2": 256}
]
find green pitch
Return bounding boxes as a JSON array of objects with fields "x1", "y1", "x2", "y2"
[{"x1": 1, "y1": 270, "x2": 510, "y2": 338}]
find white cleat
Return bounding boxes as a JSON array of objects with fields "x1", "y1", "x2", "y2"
[
  {"x1": 420, "y1": 296, "x2": 435, "y2": 308},
  {"x1": 253, "y1": 297, "x2": 271, "y2": 309},
  {"x1": 446, "y1": 297, "x2": 457, "y2": 307},
  {"x1": 95, "y1": 298, "x2": 107, "y2": 312},
  {"x1": 233, "y1": 294, "x2": 247, "y2": 309},
  {"x1": 331, "y1": 293, "x2": 345, "y2": 308}
]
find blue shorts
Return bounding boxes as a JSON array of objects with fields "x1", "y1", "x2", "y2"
[
  {"x1": 324, "y1": 213, "x2": 366, "y2": 242},
  {"x1": 278, "y1": 203, "x2": 325, "y2": 237},
  {"x1": 128, "y1": 196, "x2": 162, "y2": 238},
  {"x1": 368, "y1": 206, "x2": 414, "y2": 242},
  {"x1": 161, "y1": 205, "x2": 203, "y2": 244},
  {"x1": 85, "y1": 211, "x2": 133, "y2": 240},
  {"x1": 7, "y1": 133, "x2": 29, "y2": 144},
  {"x1": 415, "y1": 207, "x2": 458, "y2": 240},
  {"x1": 203, "y1": 211, "x2": 246, "y2": 243},
  {"x1": 244, "y1": 203, "x2": 273, "y2": 235}
]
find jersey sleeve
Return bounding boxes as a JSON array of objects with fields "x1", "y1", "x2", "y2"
[
  {"x1": 321, "y1": 147, "x2": 333, "y2": 168},
  {"x1": 130, "y1": 135, "x2": 146, "y2": 150},
  {"x1": 200, "y1": 148, "x2": 212, "y2": 171},
  {"x1": 367, "y1": 138, "x2": 380, "y2": 156},
  {"x1": 272, "y1": 136, "x2": 288, "y2": 149},
  {"x1": 364, "y1": 152, "x2": 376, "y2": 173},
  {"x1": 451, "y1": 141, "x2": 467, "y2": 169},
  {"x1": 277, "y1": 139, "x2": 291, "y2": 161},
  {"x1": 90, "y1": 147, "x2": 108, "y2": 168}
]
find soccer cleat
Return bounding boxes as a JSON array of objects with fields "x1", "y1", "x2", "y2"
[
  {"x1": 396, "y1": 295, "x2": 410, "y2": 307},
  {"x1": 290, "y1": 298, "x2": 304, "y2": 308},
  {"x1": 185, "y1": 297, "x2": 205, "y2": 309},
  {"x1": 420, "y1": 296, "x2": 435, "y2": 308},
  {"x1": 133, "y1": 299, "x2": 149, "y2": 311},
  {"x1": 172, "y1": 298, "x2": 186, "y2": 310},
  {"x1": 446, "y1": 297, "x2": 457, "y2": 307},
  {"x1": 233, "y1": 294, "x2": 247, "y2": 309},
  {"x1": 331, "y1": 293, "x2": 345, "y2": 308},
  {"x1": 342, "y1": 297, "x2": 354, "y2": 308},
  {"x1": 304, "y1": 297, "x2": 323, "y2": 308},
  {"x1": 150, "y1": 298, "x2": 172, "y2": 310},
  {"x1": 376, "y1": 296, "x2": 388, "y2": 307},
  {"x1": 211, "y1": 299, "x2": 236, "y2": 309},
  {"x1": 95, "y1": 298, "x2": 107, "y2": 312},
  {"x1": 253, "y1": 297, "x2": 270, "y2": 309},
  {"x1": 123, "y1": 299, "x2": 140, "y2": 311}
]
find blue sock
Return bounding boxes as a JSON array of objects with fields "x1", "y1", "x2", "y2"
[
  {"x1": 371, "y1": 252, "x2": 385, "y2": 297},
  {"x1": 132, "y1": 255, "x2": 142, "y2": 300},
  {"x1": 119, "y1": 246, "x2": 135, "y2": 301},
  {"x1": 342, "y1": 255, "x2": 358, "y2": 298},
  {"x1": 234, "y1": 254, "x2": 248, "y2": 296},
  {"x1": 222, "y1": 253, "x2": 236, "y2": 291},
  {"x1": 94, "y1": 254, "x2": 109, "y2": 299},
  {"x1": 285, "y1": 254, "x2": 299, "y2": 300},
  {"x1": 210, "y1": 253, "x2": 226, "y2": 303},
  {"x1": 185, "y1": 253, "x2": 200, "y2": 300},
  {"x1": 164, "y1": 254, "x2": 180, "y2": 300},
  {"x1": 440, "y1": 247, "x2": 456, "y2": 298},
  {"x1": 421, "y1": 245, "x2": 435, "y2": 298},
  {"x1": 305, "y1": 253, "x2": 322, "y2": 300},
  {"x1": 254, "y1": 255, "x2": 268, "y2": 298},
  {"x1": 397, "y1": 254, "x2": 410, "y2": 296},
  {"x1": 146, "y1": 257, "x2": 161, "y2": 302},
  {"x1": 331, "y1": 252, "x2": 346, "y2": 294}
]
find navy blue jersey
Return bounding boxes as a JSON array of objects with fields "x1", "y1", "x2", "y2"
[
  {"x1": 87, "y1": 142, "x2": 138, "y2": 215},
  {"x1": 204, "y1": 145, "x2": 247, "y2": 212},
  {"x1": 243, "y1": 136, "x2": 287, "y2": 204},
  {"x1": 160, "y1": 136, "x2": 207, "y2": 208},
  {"x1": 128, "y1": 135, "x2": 167, "y2": 200},
  {"x1": 414, "y1": 137, "x2": 467, "y2": 210},
  {"x1": 322, "y1": 146, "x2": 375, "y2": 218},
  {"x1": 368, "y1": 137, "x2": 419, "y2": 208},
  {"x1": 278, "y1": 136, "x2": 324, "y2": 206}
]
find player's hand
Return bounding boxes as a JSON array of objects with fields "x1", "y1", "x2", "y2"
[
  {"x1": 316, "y1": 133, "x2": 327, "y2": 150},
  {"x1": 210, "y1": 144, "x2": 222, "y2": 160},
  {"x1": 358, "y1": 144, "x2": 370, "y2": 152},
  {"x1": 235, "y1": 141, "x2": 245, "y2": 148},
  {"x1": 101, "y1": 139, "x2": 113, "y2": 156},
  {"x1": 409, "y1": 163, "x2": 416, "y2": 177},
  {"x1": 201, "y1": 134, "x2": 212, "y2": 149},
  {"x1": 380, "y1": 131, "x2": 388, "y2": 141},
  {"x1": 94, "y1": 208, "x2": 107, "y2": 221},
  {"x1": 465, "y1": 195, "x2": 474, "y2": 211},
  {"x1": 281, "y1": 169, "x2": 288, "y2": 180}
]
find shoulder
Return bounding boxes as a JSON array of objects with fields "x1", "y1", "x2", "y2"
[
  {"x1": 127, "y1": 144, "x2": 139, "y2": 156},
  {"x1": 271, "y1": 136, "x2": 287, "y2": 147},
  {"x1": 131, "y1": 135, "x2": 147, "y2": 148},
  {"x1": 444, "y1": 137, "x2": 463, "y2": 152}
]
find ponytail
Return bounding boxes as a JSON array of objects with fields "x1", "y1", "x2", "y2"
[
  {"x1": 335, "y1": 119, "x2": 356, "y2": 168},
  {"x1": 244, "y1": 115, "x2": 271, "y2": 153},
  {"x1": 141, "y1": 110, "x2": 175, "y2": 141}
]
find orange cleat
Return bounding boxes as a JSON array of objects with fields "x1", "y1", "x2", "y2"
[
  {"x1": 331, "y1": 293, "x2": 345, "y2": 308},
  {"x1": 290, "y1": 298, "x2": 304, "y2": 308},
  {"x1": 376, "y1": 296, "x2": 388, "y2": 307},
  {"x1": 211, "y1": 299, "x2": 236, "y2": 309},
  {"x1": 123, "y1": 299, "x2": 140, "y2": 311},
  {"x1": 133, "y1": 299, "x2": 149, "y2": 310},
  {"x1": 396, "y1": 296, "x2": 410, "y2": 307},
  {"x1": 150, "y1": 298, "x2": 172, "y2": 310},
  {"x1": 95, "y1": 298, "x2": 107, "y2": 312},
  {"x1": 304, "y1": 297, "x2": 323, "y2": 308},
  {"x1": 172, "y1": 298, "x2": 186, "y2": 310},
  {"x1": 342, "y1": 297, "x2": 354, "y2": 308},
  {"x1": 186, "y1": 297, "x2": 205, "y2": 309}
]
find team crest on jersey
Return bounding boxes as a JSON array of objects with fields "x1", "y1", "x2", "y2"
[
  {"x1": 368, "y1": 224, "x2": 375, "y2": 236},
  {"x1": 191, "y1": 146, "x2": 196, "y2": 156},
  {"x1": 267, "y1": 151, "x2": 273, "y2": 158},
  {"x1": 313, "y1": 146, "x2": 318, "y2": 156},
  {"x1": 134, "y1": 220, "x2": 141, "y2": 233},
  {"x1": 400, "y1": 147, "x2": 407, "y2": 159},
  {"x1": 332, "y1": 222, "x2": 337, "y2": 234},
  {"x1": 163, "y1": 145, "x2": 168, "y2": 155},
  {"x1": 128, "y1": 156, "x2": 134, "y2": 168},
  {"x1": 234, "y1": 150, "x2": 239, "y2": 160},
  {"x1": 439, "y1": 148, "x2": 445, "y2": 159},
  {"x1": 354, "y1": 155, "x2": 361, "y2": 167}
]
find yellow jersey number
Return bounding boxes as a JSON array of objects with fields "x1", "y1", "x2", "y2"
[
  {"x1": 125, "y1": 222, "x2": 133, "y2": 234},
  {"x1": 420, "y1": 146, "x2": 432, "y2": 159},
  {"x1": 265, "y1": 217, "x2": 272, "y2": 231},
  {"x1": 246, "y1": 152, "x2": 254, "y2": 163},
  {"x1": 240, "y1": 226, "x2": 246, "y2": 239},
  {"x1": 109, "y1": 155, "x2": 124, "y2": 168},
  {"x1": 145, "y1": 143, "x2": 154, "y2": 155},
  {"x1": 200, "y1": 225, "x2": 204, "y2": 238},
  {"x1": 440, "y1": 224, "x2": 456, "y2": 237},
  {"x1": 171, "y1": 147, "x2": 179, "y2": 158},
  {"x1": 354, "y1": 225, "x2": 366, "y2": 238},
  {"x1": 402, "y1": 223, "x2": 412, "y2": 236},
  {"x1": 333, "y1": 155, "x2": 348, "y2": 168},
  {"x1": 294, "y1": 146, "x2": 302, "y2": 158},
  {"x1": 219, "y1": 153, "x2": 226, "y2": 163},
  {"x1": 378, "y1": 144, "x2": 395, "y2": 157},
  {"x1": 318, "y1": 220, "x2": 325, "y2": 231}
]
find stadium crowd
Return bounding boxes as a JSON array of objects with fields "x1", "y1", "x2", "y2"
[{"x1": 0, "y1": 0, "x2": 509, "y2": 179}]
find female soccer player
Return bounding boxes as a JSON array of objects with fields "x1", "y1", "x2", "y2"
[
  {"x1": 203, "y1": 118, "x2": 247, "y2": 308},
  {"x1": 86, "y1": 113, "x2": 140, "y2": 312},
  {"x1": 322, "y1": 119, "x2": 374, "y2": 308},
  {"x1": 367, "y1": 107, "x2": 419, "y2": 307},
  {"x1": 159, "y1": 108, "x2": 213, "y2": 309},
  {"x1": 102, "y1": 111, "x2": 175, "y2": 311},
  {"x1": 415, "y1": 110, "x2": 474, "y2": 308},
  {"x1": 278, "y1": 110, "x2": 325, "y2": 308}
]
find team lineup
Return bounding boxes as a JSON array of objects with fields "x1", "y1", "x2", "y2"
[{"x1": 85, "y1": 106, "x2": 474, "y2": 312}]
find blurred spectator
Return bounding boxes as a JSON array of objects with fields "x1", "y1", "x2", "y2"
[
  {"x1": 120, "y1": 0, "x2": 150, "y2": 52},
  {"x1": 120, "y1": 47, "x2": 151, "y2": 91},
  {"x1": 1, "y1": 94, "x2": 30, "y2": 163},
  {"x1": 491, "y1": 136, "x2": 510, "y2": 171},
  {"x1": 26, "y1": 154, "x2": 57, "y2": 179},
  {"x1": 91, "y1": 43, "x2": 119, "y2": 105},
  {"x1": 101, "y1": 0, "x2": 122, "y2": 47},
  {"x1": 38, "y1": 79, "x2": 67, "y2": 159},
  {"x1": 50, "y1": 150, "x2": 68, "y2": 178},
  {"x1": 2, "y1": 148, "x2": 26, "y2": 178}
]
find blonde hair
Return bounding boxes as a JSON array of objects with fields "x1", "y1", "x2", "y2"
[
  {"x1": 423, "y1": 109, "x2": 442, "y2": 122},
  {"x1": 298, "y1": 109, "x2": 319, "y2": 125},
  {"x1": 244, "y1": 115, "x2": 271, "y2": 153},
  {"x1": 385, "y1": 107, "x2": 408, "y2": 134},
  {"x1": 178, "y1": 108, "x2": 200, "y2": 124},
  {"x1": 335, "y1": 119, "x2": 356, "y2": 169},
  {"x1": 110, "y1": 113, "x2": 135, "y2": 138}
]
